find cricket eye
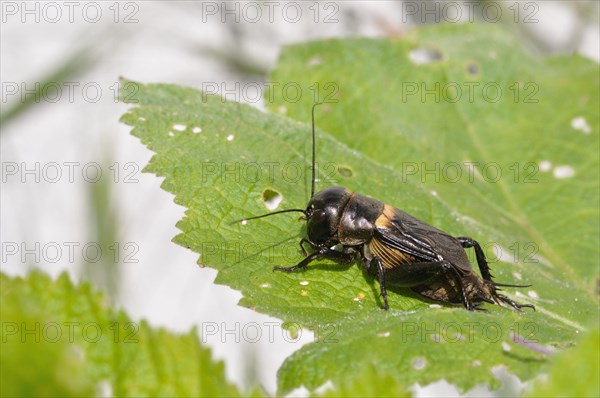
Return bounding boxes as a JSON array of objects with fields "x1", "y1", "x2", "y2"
[{"x1": 305, "y1": 204, "x2": 316, "y2": 218}]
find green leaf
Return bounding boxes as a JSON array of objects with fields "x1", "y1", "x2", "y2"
[
  {"x1": 120, "y1": 24, "x2": 598, "y2": 395},
  {"x1": 267, "y1": 24, "x2": 599, "y2": 392},
  {"x1": 0, "y1": 272, "x2": 240, "y2": 397}
]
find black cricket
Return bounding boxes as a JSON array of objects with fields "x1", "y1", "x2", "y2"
[{"x1": 236, "y1": 104, "x2": 535, "y2": 311}]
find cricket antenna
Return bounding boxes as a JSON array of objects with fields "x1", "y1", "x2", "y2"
[
  {"x1": 311, "y1": 102, "x2": 323, "y2": 199},
  {"x1": 232, "y1": 103, "x2": 322, "y2": 226},
  {"x1": 229, "y1": 208, "x2": 307, "y2": 225}
]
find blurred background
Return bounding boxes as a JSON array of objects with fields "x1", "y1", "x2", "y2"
[{"x1": 1, "y1": 1, "x2": 598, "y2": 396}]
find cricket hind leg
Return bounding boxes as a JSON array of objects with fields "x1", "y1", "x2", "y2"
[
  {"x1": 457, "y1": 237, "x2": 535, "y2": 311},
  {"x1": 366, "y1": 259, "x2": 475, "y2": 311},
  {"x1": 457, "y1": 236, "x2": 532, "y2": 287},
  {"x1": 363, "y1": 257, "x2": 444, "y2": 310},
  {"x1": 456, "y1": 237, "x2": 494, "y2": 281}
]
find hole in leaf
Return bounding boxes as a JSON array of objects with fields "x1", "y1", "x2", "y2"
[
  {"x1": 513, "y1": 271, "x2": 522, "y2": 280},
  {"x1": 409, "y1": 48, "x2": 443, "y2": 65},
  {"x1": 96, "y1": 380, "x2": 113, "y2": 397},
  {"x1": 262, "y1": 189, "x2": 283, "y2": 210},
  {"x1": 337, "y1": 165, "x2": 353, "y2": 178},
  {"x1": 353, "y1": 292, "x2": 366, "y2": 302},
  {"x1": 412, "y1": 357, "x2": 426, "y2": 370},
  {"x1": 571, "y1": 116, "x2": 591, "y2": 134},
  {"x1": 539, "y1": 160, "x2": 552, "y2": 172},
  {"x1": 553, "y1": 165, "x2": 575, "y2": 179},
  {"x1": 466, "y1": 61, "x2": 480, "y2": 76},
  {"x1": 307, "y1": 56, "x2": 322, "y2": 67}
]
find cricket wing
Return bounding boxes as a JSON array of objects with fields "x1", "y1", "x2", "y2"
[{"x1": 374, "y1": 205, "x2": 472, "y2": 272}]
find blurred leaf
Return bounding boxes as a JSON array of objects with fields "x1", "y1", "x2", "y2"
[
  {"x1": 0, "y1": 45, "x2": 95, "y2": 126},
  {"x1": 313, "y1": 365, "x2": 411, "y2": 397},
  {"x1": 525, "y1": 327, "x2": 600, "y2": 397},
  {"x1": 120, "y1": 23, "x2": 598, "y2": 396},
  {"x1": 0, "y1": 272, "x2": 240, "y2": 397},
  {"x1": 197, "y1": 44, "x2": 269, "y2": 78},
  {"x1": 84, "y1": 154, "x2": 120, "y2": 299}
]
